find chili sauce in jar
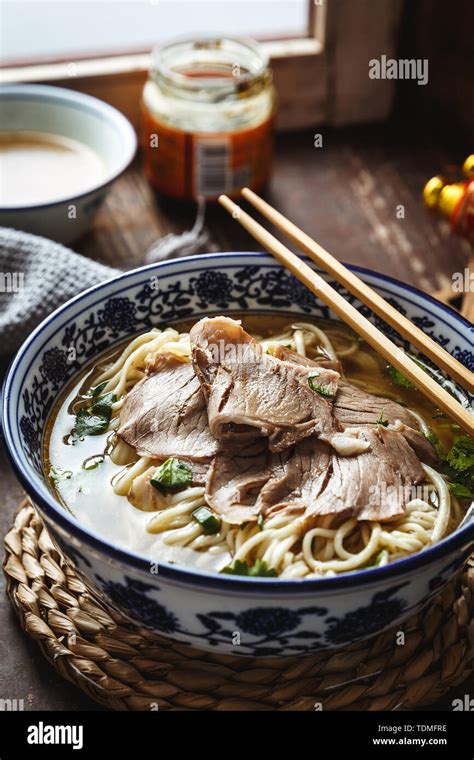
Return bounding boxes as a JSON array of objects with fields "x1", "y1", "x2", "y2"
[{"x1": 141, "y1": 36, "x2": 276, "y2": 201}]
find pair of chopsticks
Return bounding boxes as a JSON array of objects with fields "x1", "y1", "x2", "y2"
[{"x1": 218, "y1": 189, "x2": 474, "y2": 436}]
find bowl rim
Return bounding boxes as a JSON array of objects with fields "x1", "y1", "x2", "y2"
[
  {"x1": 0, "y1": 84, "x2": 137, "y2": 211},
  {"x1": 2, "y1": 252, "x2": 473, "y2": 594}
]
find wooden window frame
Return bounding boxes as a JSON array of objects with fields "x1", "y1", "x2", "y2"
[{"x1": 0, "y1": 0, "x2": 403, "y2": 131}]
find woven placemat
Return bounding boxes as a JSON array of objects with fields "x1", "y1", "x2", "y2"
[{"x1": 3, "y1": 499, "x2": 474, "y2": 711}]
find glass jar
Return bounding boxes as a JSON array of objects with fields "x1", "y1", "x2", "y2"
[{"x1": 141, "y1": 36, "x2": 276, "y2": 201}]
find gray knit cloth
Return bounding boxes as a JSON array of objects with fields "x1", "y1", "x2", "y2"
[{"x1": 0, "y1": 228, "x2": 117, "y2": 359}]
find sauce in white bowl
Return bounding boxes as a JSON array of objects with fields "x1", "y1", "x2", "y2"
[
  {"x1": 0, "y1": 85, "x2": 136, "y2": 244},
  {"x1": 0, "y1": 131, "x2": 106, "y2": 206}
]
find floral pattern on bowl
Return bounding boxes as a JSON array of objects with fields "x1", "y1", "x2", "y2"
[{"x1": 3, "y1": 253, "x2": 474, "y2": 656}]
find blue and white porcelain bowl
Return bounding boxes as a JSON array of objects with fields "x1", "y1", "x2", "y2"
[{"x1": 2, "y1": 253, "x2": 474, "y2": 656}]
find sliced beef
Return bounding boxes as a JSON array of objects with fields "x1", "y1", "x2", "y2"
[
  {"x1": 119, "y1": 317, "x2": 435, "y2": 526},
  {"x1": 266, "y1": 344, "x2": 437, "y2": 466},
  {"x1": 190, "y1": 316, "x2": 340, "y2": 452},
  {"x1": 267, "y1": 345, "x2": 416, "y2": 428},
  {"x1": 205, "y1": 440, "x2": 278, "y2": 524},
  {"x1": 304, "y1": 427, "x2": 425, "y2": 521},
  {"x1": 257, "y1": 438, "x2": 331, "y2": 516},
  {"x1": 206, "y1": 438, "x2": 333, "y2": 525},
  {"x1": 272, "y1": 344, "x2": 342, "y2": 373},
  {"x1": 205, "y1": 438, "x2": 329, "y2": 525},
  {"x1": 388, "y1": 420, "x2": 438, "y2": 466},
  {"x1": 276, "y1": 427, "x2": 425, "y2": 521},
  {"x1": 334, "y1": 381, "x2": 415, "y2": 428},
  {"x1": 333, "y1": 383, "x2": 437, "y2": 464},
  {"x1": 207, "y1": 426, "x2": 426, "y2": 525},
  {"x1": 118, "y1": 356, "x2": 218, "y2": 462}
]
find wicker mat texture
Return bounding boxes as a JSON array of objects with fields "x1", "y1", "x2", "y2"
[{"x1": 3, "y1": 499, "x2": 474, "y2": 711}]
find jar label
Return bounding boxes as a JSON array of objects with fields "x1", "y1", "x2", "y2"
[
  {"x1": 142, "y1": 107, "x2": 273, "y2": 201},
  {"x1": 194, "y1": 137, "x2": 232, "y2": 197}
]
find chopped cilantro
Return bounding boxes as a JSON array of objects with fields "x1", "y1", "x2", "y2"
[
  {"x1": 49, "y1": 466, "x2": 73, "y2": 483},
  {"x1": 365, "y1": 550, "x2": 387, "y2": 568},
  {"x1": 448, "y1": 482, "x2": 474, "y2": 500},
  {"x1": 387, "y1": 364, "x2": 415, "y2": 389},
  {"x1": 150, "y1": 458, "x2": 193, "y2": 494},
  {"x1": 388, "y1": 355, "x2": 471, "y2": 408},
  {"x1": 192, "y1": 506, "x2": 221, "y2": 535},
  {"x1": 72, "y1": 391, "x2": 116, "y2": 440},
  {"x1": 308, "y1": 371, "x2": 335, "y2": 398},
  {"x1": 82, "y1": 455, "x2": 105, "y2": 471},
  {"x1": 447, "y1": 436, "x2": 474, "y2": 473},
  {"x1": 221, "y1": 559, "x2": 278, "y2": 577},
  {"x1": 428, "y1": 434, "x2": 474, "y2": 503},
  {"x1": 86, "y1": 381, "x2": 108, "y2": 398}
]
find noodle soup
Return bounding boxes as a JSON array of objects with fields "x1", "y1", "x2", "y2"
[{"x1": 46, "y1": 316, "x2": 471, "y2": 578}]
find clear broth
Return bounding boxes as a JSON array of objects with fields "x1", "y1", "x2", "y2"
[{"x1": 45, "y1": 316, "x2": 467, "y2": 566}]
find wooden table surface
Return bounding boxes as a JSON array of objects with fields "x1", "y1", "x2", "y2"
[{"x1": 1, "y1": 123, "x2": 472, "y2": 711}]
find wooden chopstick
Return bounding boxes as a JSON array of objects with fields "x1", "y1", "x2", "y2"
[
  {"x1": 460, "y1": 255, "x2": 474, "y2": 323},
  {"x1": 218, "y1": 194, "x2": 474, "y2": 436},
  {"x1": 241, "y1": 187, "x2": 474, "y2": 395}
]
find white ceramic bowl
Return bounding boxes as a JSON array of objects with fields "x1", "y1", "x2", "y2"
[
  {"x1": 2, "y1": 253, "x2": 473, "y2": 656},
  {"x1": 0, "y1": 84, "x2": 137, "y2": 244}
]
